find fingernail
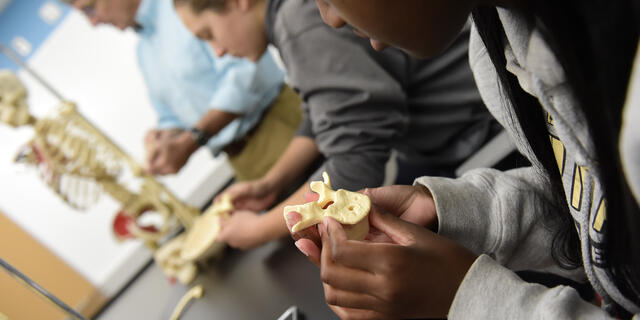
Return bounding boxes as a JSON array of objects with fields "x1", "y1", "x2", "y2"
[
  {"x1": 318, "y1": 223, "x2": 323, "y2": 237},
  {"x1": 294, "y1": 240, "x2": 309, "y2": 256},
  {"x1": 321, "y1": 218, "x2": 330, "y2": 237},
  {"x1": 285, "y1": 213, "x2": 294, "y2": 227}
]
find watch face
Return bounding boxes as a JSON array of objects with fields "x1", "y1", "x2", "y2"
[{"x1": 190, "y1": 128, "x2": 208, "y2": 146}]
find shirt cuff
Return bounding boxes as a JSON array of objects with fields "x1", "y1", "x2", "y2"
[
  {"x1": 449, "y1": 255, "x2": 607, "y2": 319},
  {"x1": 157, "y1": 120, "x2": 183, "y2": 130},
  {"x1": 413, "y1": 175, "x2": 485, "y2": 242}
]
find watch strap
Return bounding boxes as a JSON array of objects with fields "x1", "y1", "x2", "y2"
[{"x1": 189, "y1": 127, "x2": 210, "y2": 146}]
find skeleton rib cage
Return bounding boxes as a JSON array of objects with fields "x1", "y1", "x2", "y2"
[{"x1": 1, "y1": 70, "x2": 200, "y2": 245}]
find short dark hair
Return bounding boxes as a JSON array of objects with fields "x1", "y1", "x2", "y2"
[{"x1": 173, "y1": 0, "x2": 228, "y2": 13}]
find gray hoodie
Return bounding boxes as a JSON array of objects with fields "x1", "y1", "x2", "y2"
[{"x1": 416, "y1": 8, "x2": 640, "y2": 318}]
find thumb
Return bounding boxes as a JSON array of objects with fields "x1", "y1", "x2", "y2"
[
  {"x1": 321, "y1": 217, "x2": 348, "y2": 257},
  {"x1": 324, "y1": 217, "x2": 348, "y2": 243},
  {"x1": 362, "y1": 186, "x2": 413, "y2": 216},
  {"x1": 145, "y1": 149, "x2": 160, "y2": 174},
  {"x1": 213, "y1": 189, "x2": 232, "y2": 203},
  {"x1": 303, "y1": 191, "x2": 319, "y2": 202},
  {"x1": 368, "y1": 207, "x2": 422, "y2": 246},
  {"x1": 217, "y1": 217, "x2": 231, "y2": 241},
  {"x1": 216, "y1": 183, "x2": 240, "y2": 202},
  {"x1": 224, "y1": 183, "x2": 248, "y2": 201}
]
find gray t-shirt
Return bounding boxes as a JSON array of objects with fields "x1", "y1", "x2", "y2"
[{"x1": 266, "y1": 0, "x2": 494, "y2": 191}]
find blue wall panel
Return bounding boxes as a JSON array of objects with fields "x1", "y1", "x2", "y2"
[{"x1": 0, "y1": 0, "x2": 70, "y2": 70}]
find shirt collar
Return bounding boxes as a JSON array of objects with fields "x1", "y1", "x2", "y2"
[
  {"x1": 265, "y1": 0, "x2": 284, "y2": 44},
  {"x1": 134, "y1": 0, "x2": 155, "y2": 33}
]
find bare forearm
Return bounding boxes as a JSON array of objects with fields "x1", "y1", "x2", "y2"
[
  {"x1": 196, "y1": 108, "x2": 241, "y2": 136},
  {"x1": 263, "y1": 136, "x2": 320, "y2": 190},
  {"x1": 253, "y1": 137, "x2": 320, "y2": 242},
  {"x1": 260, "y1": 184, "x2": 308, "y2": 242}
]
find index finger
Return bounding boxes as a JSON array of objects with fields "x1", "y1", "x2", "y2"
[
  {"x1": 145, "y1": 129, "x2": 160, "y2": 142},
  {"x1": 144, "y1": 147, "x2": 160, "y2": 174},
  {"x1": 303, "y1": 191, "x2": 319, "y2": 202},
  {"x1": 321, "y1": 217, "x2": 386, "y2": 272},
  {"x1": 361, "y1": 186, "x2": 415, "y2": 216},
  {"x1": 285, "y1": 211, "x2": 321, "y2": 247},
  {"x1": 213, "y1": 191, "x2": 228, "y2": 204},
  {"x1": 222, "y1": 183, "x2": 249, "y2": 201}
]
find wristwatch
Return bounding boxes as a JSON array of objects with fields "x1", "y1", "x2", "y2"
[{"x1": 189, "y1": 127, "x2": 210, "y2": 146}]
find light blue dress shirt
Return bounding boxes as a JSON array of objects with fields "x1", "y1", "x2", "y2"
[{"x1": 135, "y1": 0, "x2": 284, "y2": 153}]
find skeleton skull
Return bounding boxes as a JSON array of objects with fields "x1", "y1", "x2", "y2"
[
  {"x1": 284, "y1": 172, "x2": 371, "y2": 240},
  {"x1": 0, "y1": 70, "x2": 33, "y2": 127}
]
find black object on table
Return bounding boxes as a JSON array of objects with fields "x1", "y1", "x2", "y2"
[{"x1": 161, "y1": 238, "x2": 339, "y2": 320}]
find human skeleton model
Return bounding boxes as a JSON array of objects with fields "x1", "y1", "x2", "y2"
[
  {"x1": 0, "y1": 70, "x2": 228, "y2": 283},
  {"x1": 0, "y1": 69, "x2": 200, "y2": 243}
]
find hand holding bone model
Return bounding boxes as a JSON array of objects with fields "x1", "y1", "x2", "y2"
[
  {"x1": 318, "y1": 210, "x2": 477, "y2": 320},
  {"x1": 285, "y1": 174, "x2": 475, "y2": 319},
  {"x1": 217, "y1": 178, "x2": 280, "y2": 212},
  {"x1": 285, "y1": 180, "x2": 440, "y2": 264}
]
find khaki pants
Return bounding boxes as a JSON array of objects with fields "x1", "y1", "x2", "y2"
[{"x1": 227, "y1": 85, "x2": 302, "y2": 181}]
